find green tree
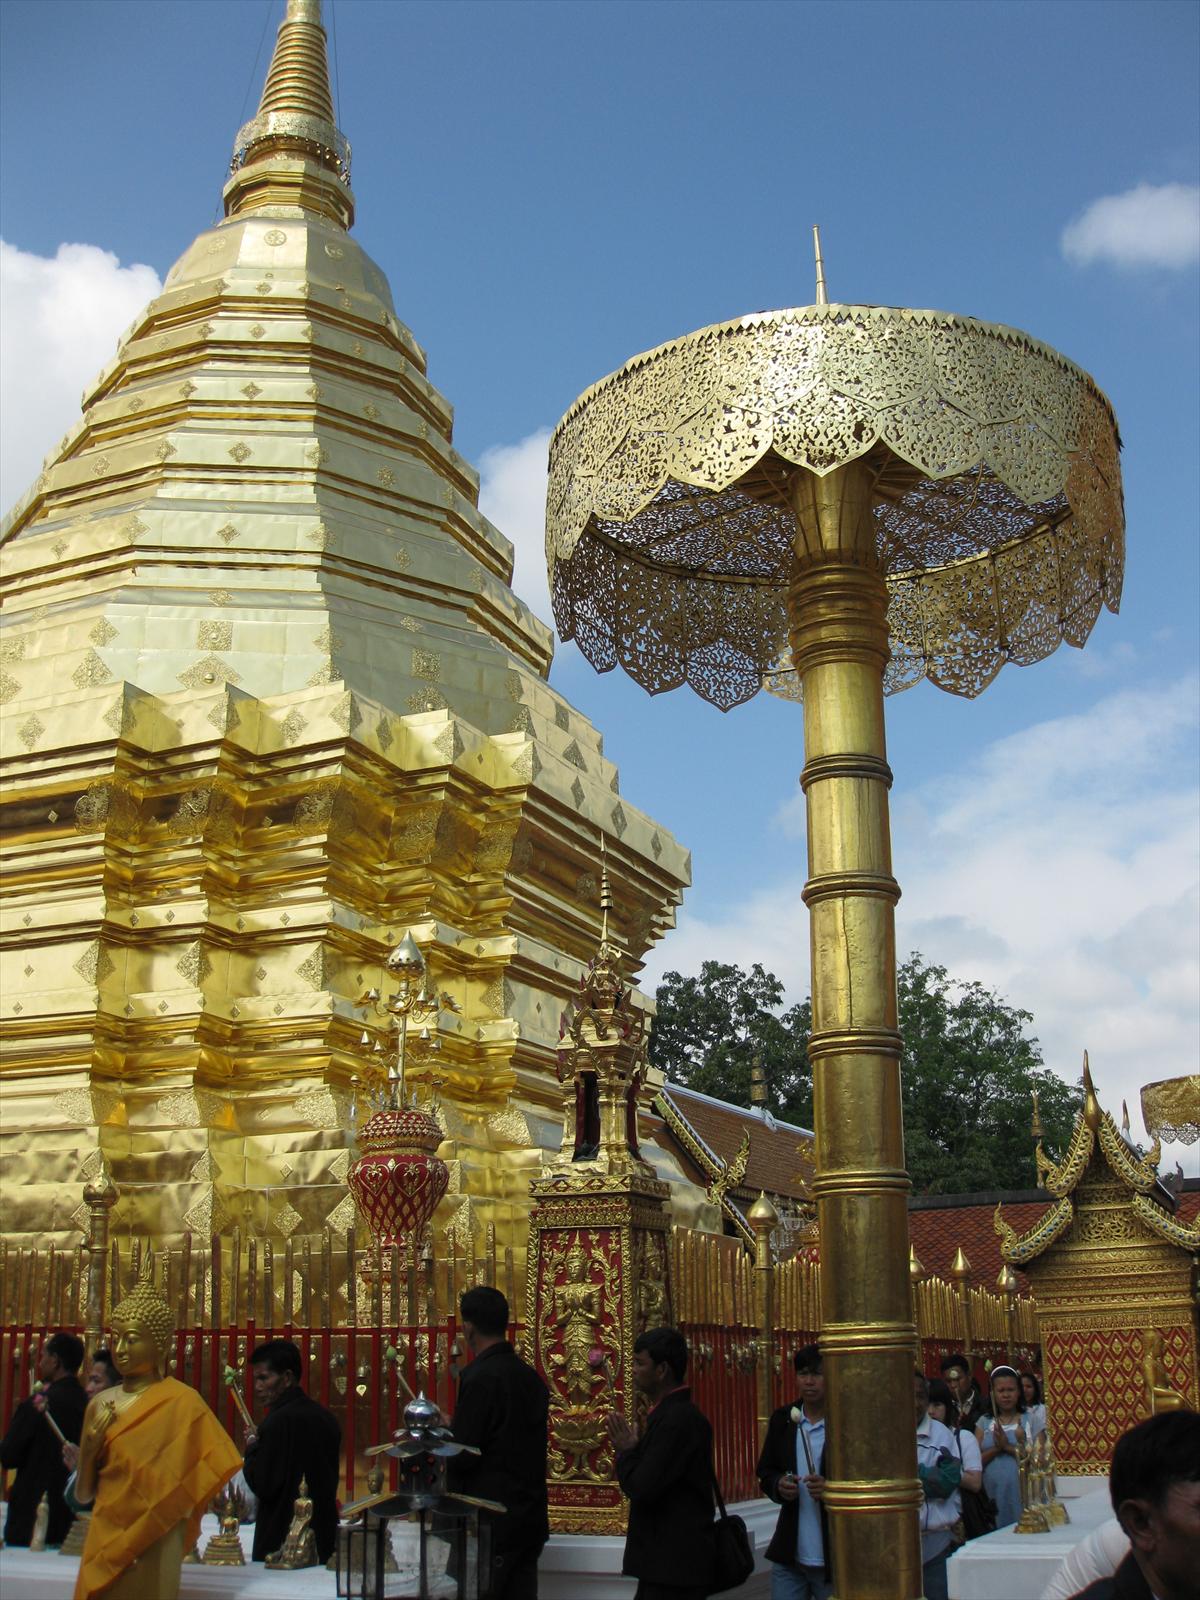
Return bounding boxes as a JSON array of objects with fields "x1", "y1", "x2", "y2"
[{"x1": 649, "y1": 951, "x2": 1081, "y2": 1194}]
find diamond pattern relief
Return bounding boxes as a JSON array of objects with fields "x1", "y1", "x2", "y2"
[
  {"x1": 229, "y1": 441, "x2": 252, "y2": 462},
  {"x1": 563, "y1": 740, "x2": 586, "y2": 770},
  {"x1": 89, "y1": 619, "x2": 119, "y2": 646},
  {"x1": 176, "y1": 942, "x2": 213, "y2": 986},
  {"x1": 73, "y1": 942, "x2": 115, "y2": 985},
  {"x1": 178, "y1": 655, "x2": 241, "y2": 690},
  {"x1": 571, "y1": 777, "x2": 586, "y2": 809},
  {"x1": 611, "y1": 804, "x2": 628, "y2": 837},
  {"x1": 197, "y1": 620, "x2": 232, "y2": 651},
  {"x1": 280, "y1": 708, "x2": 308, "y2": 746},
  {"x1": 215, "y1": 522, "x2": 239, "y2": 545},
  {"x1": 295, "y1": 949, "x2": 327, "y2": 988},
  {"x1": 329, "y1": 693, "x2": 362, "y2": 734},
  {"x1": 272, "y1": 1200, "x2": 303, "y2": 1238},
  {"x1": 183, "y1": 1192, "x2": 231, "y2": 1236},
  {"x1": 0, "y1": 671, "x2": 19, "y2": 704},
  {"x1": 72, "y1": 649, "x2": 114, "y2": 689},
  {"x1": 326, "y1": 1193, "x2": 358, "y2": 1232}
]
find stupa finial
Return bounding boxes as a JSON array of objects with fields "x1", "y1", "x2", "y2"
[
  {"x1": 813, "y1": 225, "x2": 828, "y2": 306},
  {"x1": 224, "y1": 0, "x2": 354, "y2": 229}
]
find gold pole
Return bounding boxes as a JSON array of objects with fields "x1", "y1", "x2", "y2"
[
  {"x1": 787, "y1": 458, "x2": 921, "y2": 1599},
  {"x1": 82, "y1": 1161, "x2": 118, "y2": 1352},
  {"x1": 749, "y1": 1193, "x2": 779, "y2": 1448}
]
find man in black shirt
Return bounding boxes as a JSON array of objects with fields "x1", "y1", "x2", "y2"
[
  {"x1": 607, "y1": 1326, "x2": 716, "y2": 1600},
  {"x1": 0, "y1": 1331, "x2": 87, "y2": 1546},
  {"x1": 941, "y1": 1353, "x2": 987, "y2": 1435},
  {"x1": 447, "y1": 1285, "x2": 549, "y2": 1600},
  {"x1": 242, "y1": 1338, "x2": 341, "y2": 1562}
]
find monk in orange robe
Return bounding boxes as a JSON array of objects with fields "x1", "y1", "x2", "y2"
[{"x1": 73, "y1": 1263, "x2": 242, "y2": 1600}]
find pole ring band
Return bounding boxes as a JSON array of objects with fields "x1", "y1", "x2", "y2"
[
  {"x1": 800, "y1": 753, "x2": 894, "y2": 791},
  {"x1": 807, "y1": 1029, "x2": 902, "y2": 1059},
  {"x1": 802, "y1": 871, "x2": 901, "y2": 906},
  {"x1": 811, "y1": 1171, "x2": 911, "y2": 1193}
]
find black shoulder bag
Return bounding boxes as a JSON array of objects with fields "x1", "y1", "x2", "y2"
[
  {"x1": 956, "y1": 1428, "x2": 997, "y2": 1540},
  {"x1": 708, "y1": 1464, "x2": 755, "y2": 1594}
]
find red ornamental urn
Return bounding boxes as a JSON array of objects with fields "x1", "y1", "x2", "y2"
[{"x1": 348, "y1": 1104, "x2": 449, "y2": 1247}]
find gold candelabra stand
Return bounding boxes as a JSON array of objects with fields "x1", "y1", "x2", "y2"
[
  {"x1": 545, "y1": 233, "x2": 1123, "y2": 1600},
  {"x1": 356, "y1": 933, "x2": 458, "y2": 1111}
]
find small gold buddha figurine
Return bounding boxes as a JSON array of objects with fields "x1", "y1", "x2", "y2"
[
  {"x1": 201, "y1": 1485, "x2": 246, "y2": 1566},
  {"x1": 1014, "y1": 1434, "x2": 1050, "y2": 1534},
  {"x1": 29, "y1": 1491, "x2": 50, "y2": 1551},
  {"x1": 1039, "y1": 1431, "x2": 1069, "y2": 1526},
  {"x1": 265, "y1": 1476, "x2": 320, "y2": 1569},
  {"x1": 59, "y1": 1508, "x2": 90, "y2": 1558}
]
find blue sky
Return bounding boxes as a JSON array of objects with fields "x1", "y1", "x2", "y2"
[{"x1": 2, "y1": 0, "x2": 1197, "y2": 1170}]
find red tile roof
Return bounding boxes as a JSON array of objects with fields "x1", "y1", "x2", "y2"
[
  {"x1": 661, "y1": 1085, "x2": 816, "y2": 1202},
  {"x1": 908, "y1": 1198, "x2": 1046, "y2": 1291}
]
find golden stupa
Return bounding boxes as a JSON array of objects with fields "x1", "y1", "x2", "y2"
[{"x1": 0, "y1": 0, "x2": 692, "y2": 1280}]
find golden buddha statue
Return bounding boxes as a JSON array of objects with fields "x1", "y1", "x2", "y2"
[
  {"x1": 72, "y1": 1261, "x2": 242, "y2": 1600},
  {"x1": 1142, "y1": 1328, "x2": 1189, "y2": 1416}
]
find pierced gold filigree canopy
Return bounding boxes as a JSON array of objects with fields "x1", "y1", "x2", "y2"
[
  {"x1": 546, "y1": 304, "x2": 1124, "y2": 709},
  {"x1": 1141, "y1": 1075, "x2": 1200, "y2": 1146}
]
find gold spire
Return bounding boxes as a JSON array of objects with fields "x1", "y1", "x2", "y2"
[
  {"x1": 812, "y1": 225, "x2": 828, "y2": 306},
  {"x1": 224, "y1": 0, "x2": 354, "y2": 229},
  {"x1": 1082, "y1": 1049, "x2": 1100, "y2": 1131},
  {"x1": 260, "y1": 0, "x2": 335, "y2": 123}
]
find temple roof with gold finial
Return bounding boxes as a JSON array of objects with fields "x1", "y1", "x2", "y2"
[{"x1": 995, "y1": 1052, "x2": 1200, "y2": 1265}]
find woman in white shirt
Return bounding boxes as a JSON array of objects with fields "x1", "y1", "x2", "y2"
[{"x1": 977, "y1": 1365, "x2": 1043, "y2": 1529}]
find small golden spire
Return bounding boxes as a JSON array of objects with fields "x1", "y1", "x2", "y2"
[
  {"x1": 1082, "y1": 1049, "x2": 1100, "y2": 1131},
  {"x1": 224, "y1": 0, "x2": 353, "y2": 229},
  {"x1": 599, "y1": 834, "x2": 613, "y2": 948},
  {"x1": 813, "y1": 225, "x2": 828, "y2": 306}
]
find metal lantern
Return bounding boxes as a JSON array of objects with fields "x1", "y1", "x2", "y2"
[
  {"x1": 335, "y1": 1499, "x2": 488, "y2": 1600},
  {"x1": 337, "y1": 1395, "x2": 498, "y2": 1600}
]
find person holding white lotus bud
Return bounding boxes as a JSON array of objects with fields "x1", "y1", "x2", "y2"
[{"x1": 755, "y1": 1343, "x2": 832, "y2": 1600}]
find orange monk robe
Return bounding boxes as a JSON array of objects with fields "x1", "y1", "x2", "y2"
[{"x1": 74, "y1": 1377, "x2": 242, "y2": 1600}]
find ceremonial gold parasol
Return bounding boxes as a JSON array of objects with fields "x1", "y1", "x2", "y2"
[
  {"x1": 1141, "y1": 1075, "x2": 1200, "y2": 1145},
  {"x1": 546, "y1": 237, "x2": 1123, "y2": 1600}
]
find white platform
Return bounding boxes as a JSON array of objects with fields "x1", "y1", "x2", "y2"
[
  {"x1": 4, "y1": 1485, "x2": 1109, "y2": 1600},
  {"x1": 947, "y1": 1476, "x2": 1109, "y2": 1600},
  {"x1": 0, "y1": 1500, "x2": 778, "y2": 1599}
]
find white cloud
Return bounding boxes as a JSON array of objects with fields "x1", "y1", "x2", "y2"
[
  {"x1": 477, "y1": 428, "x2": 554, "y2": 630},
  {"x1": 643, "y1": 677, "x2": 1200, "y2": 1174},
  {"x1": 1061, "y1": 182, "x2": 1200, "y2": 270},
  {"x1": 0, "y1": 240, "x2": 161, "y2": 515}
]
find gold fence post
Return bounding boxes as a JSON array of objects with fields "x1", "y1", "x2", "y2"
[
  {"x1": 82, "y1": 1161, "x2": 119, "y2": 1351},
  {"x1": 908, "y1": 1247, "x2": 926, "y2": 1363},
  {"x1": 950, "y1": 1248, "x2": 973, "y2": 1360},
  {"x1": 997, "y1": 1266, "x2": 1018, "y2": 1363},
  {"x1": 750, "y1": 1193, "x2": 779, "y2": 1447}
]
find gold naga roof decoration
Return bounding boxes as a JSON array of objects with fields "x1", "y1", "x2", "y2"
[
  {"x1": 996, "y1": 1054, "x2": 1196, "y2": 1265},
  {"x1": 546, "y1": 301, "x2": 1123, "y2": 709},
  {"x1": 652, "y1": 1090, "x2": 754, "y2": 1245}
]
